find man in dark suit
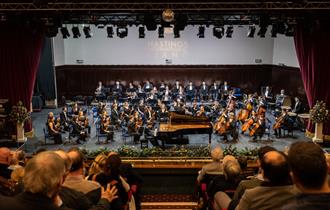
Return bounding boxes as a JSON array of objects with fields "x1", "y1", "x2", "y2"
[
  {"x1": 185, "y1": 81, "x2": 196, "y2": 102},
  {"x1": 210, "y1": 81, "x2": 220, "y2": 101},
  {"x1": 199, "y1": 81, "x2": 209, "y2": 101},
  {"x1": 143, "y1": 80, "x2": 153, "y2": 92},
  {"x1": 60, "y1": 106, "x2": 70, "y2": 131}
]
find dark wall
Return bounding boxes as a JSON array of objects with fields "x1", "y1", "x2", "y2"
[
  {"x1": 55, "y1": 64, "x2": 304, "y2": 100},
  {"x1": 35, "y1": 38, "x2": 56, "y2": 100}
]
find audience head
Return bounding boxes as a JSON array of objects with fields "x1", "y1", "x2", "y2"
[
  {"x1": 0, "y1": 147, "x2": 12, "y2": 165},
  {"x1": 23, "y1": 151, "x2": 66, "y2": 198},
  {"x1": 211, "y1": 146, "x2": 223, "y2": 162},
  {"x1": 54, "y1": 150, "x2": 72, "y2": 173},
  {"x1": 260, "y1": 151, "x2": 291, "y2": 185},
  {"x1": 62, "y1": 106, "x2": 67, "y2": 112},
  {"x1": 67, "y1": 148, "x2": 84, "y2": 173},
  {"x1": 223, "y1": 155, "x2": 241, "y2": 183},
  {"x1": 89, "y1": 153, "x2": 107, "y2": 175},
  {"x1": 104, "y1": 152, "x2": 122, "y2": 178},
  {"x1": 257, "y1": 146, "x2": 277, "y2": 161},
  {"x1": 288, "y1": 141, "x2": 329, "y2": 192}
]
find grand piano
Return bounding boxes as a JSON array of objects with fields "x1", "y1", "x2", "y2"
[{"x1": 157, "y1": 112, "x2": 213, "y2": 147}]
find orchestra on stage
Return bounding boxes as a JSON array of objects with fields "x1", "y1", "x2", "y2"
[{"x1": 46, "y1": 80, "x2": 308, "y2": 145}]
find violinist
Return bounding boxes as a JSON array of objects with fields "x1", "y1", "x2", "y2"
[
  {"x1": 111, "y1": 103, "x2": 121, "y2": 127},
  {"x1": 100, "y1": 116, "x2": 114, "y2": 143},
  {"x1": 127, "y1": 111, "x2": 143, "y2": 144},
  {"x1": 196, "y1": 105, "x2": 206, "y2": 117},
  {"x1": 157, "y1": 103, "x2": 169, "y2": 122},
  {"x1": 47, "y1": 112, "x2": 62, "y2": 144},
  {"x1": 78, "y1": 110, "x2": 90, "y2": 134},
  {"x1": 72, "y1": 116, "x2": 87, "y2": 144},
  {"x1": 120, "y1": 101, "x2": 132, "y2": 124}
]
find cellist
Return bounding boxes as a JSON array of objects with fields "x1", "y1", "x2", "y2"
[
  {"x1": 241, "y1": 110, "x2": 257, "y2": 134},
  {"x1": 249, "y1": 115, "x2": 266, "y2": 141}
]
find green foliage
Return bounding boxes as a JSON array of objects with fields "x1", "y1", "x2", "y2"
[{"x1": 81, "y1": 144, "x2": 258, "y2": 160}]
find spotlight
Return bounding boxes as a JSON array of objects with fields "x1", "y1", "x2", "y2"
[
  {"x1": 139, "y1": 26, "x2": 145, "y2": 38},
  {"x1": 257, "y1": 25, "x2": 268, "y2": 38},
  {"x1": 247, "y1": 25, "x2": 256, "y2": 38},
  {"x1": 271, "y1": 24, "x2": 277, "y2": 38},
  {"x1": 60, "y1": 26, "x2": 70, "y2": 39},
  {"x1": 107, "y1": 26, "x2": 114, "y2": 38},
  {"x1": 173, "y1": 27, "x2": 180, "y2": 38},
  {"x1": 226, "y1": 26, "x2": 234, "y2": 38},
  {"x1": 83, "y1": 26, "x2": 92, "y2": 38},
  {"x1": 158, "y1": 26, "x2": 164, "y2": 38},
  {"x1": 117, "y1": 27, "x2": 128, "y2": 38},
  {"x1": 197, "y1": 26, "x2": 205, "y2": 38},
  {"x1": 72, "y1": 26, "x2": 81, "y2": 38},
  {"x1": 285, "y1": 24, "x2": 294, "y2": 36},
  {"x1": 213, "y1": 26, "x2": 224, "y2": 39}
]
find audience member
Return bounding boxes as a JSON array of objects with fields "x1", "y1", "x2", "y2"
[
  {"x1": 63, "y1": 148, "x2": 102, "y2": 204},
  {"x1": 282, "y1": 141, "x2": 330, "y2": 210},
  {"x1": 235, "y1": 151, "x2": 296, "y2": 210},
  {"x1": 197, "y1": 146, "x2": 224, "y2": 183},
  {"x1": 0, "y1": 151, "x2": 71, "y2": 210}
]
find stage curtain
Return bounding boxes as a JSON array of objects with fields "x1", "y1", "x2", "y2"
[
  {"x1": 0, "y1": 23, "x2": 44, "y2": 131},
  {"x1": 294, "y1": 20, "x2": 330, "y2": 136}
]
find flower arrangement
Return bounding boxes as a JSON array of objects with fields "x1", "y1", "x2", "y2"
[
  {"x1": 310, "y1": 100, "x2": 329, "y2": 123},
  {"x1": 9, "y1": 101, "x2": 30, "y2": 124}
]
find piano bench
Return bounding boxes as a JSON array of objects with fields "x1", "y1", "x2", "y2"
[{"x1": 140, "y1": 138, "x2": 149, "y2": 149}]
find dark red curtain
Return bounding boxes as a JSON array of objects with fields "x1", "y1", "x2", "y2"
[
  {"x1": 294, "y1": 20, "x2": 330, "y2": 136},
  {"x1": 0, "y1": 23, "x2": 44, "y2": 131}
]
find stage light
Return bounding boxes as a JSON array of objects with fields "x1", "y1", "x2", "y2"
[
  {"x1": 158, "y1": 26, "x2": 164, "y2": 38},
  {"x1": 83, "y1": 26, "x2": 92, "y2": 38},
  {"x1": 107, "y1": 26, "x2": 114, "y2": 38},
  {"x1": 139, "y1": 26, "x2": 145, "y2": 38},
  {"x1": 257, "y1": 25, "x2": 268, "y2": 38},
  {"x1": 213, "y1": 26, "x2": 224, "y2": 39},
  {"x1": 197, "y1": 26, "x2": 205, "y2": 38},
  {"x1": 173, "y1": 27, "x2": 180, "y2": 38},
  {"x1": 271, "y1": 24, "x2": 277, "y2": 38},
  {"x1": 60, "y1": 26, "x2": 70, "y2": 39},
  {"x1": 117, "y1": 27, "x2": 128, "y2": 38},
  {"x1": 285, "y1": 24, "x2": 294, "y2": 36},
  {"x1": 226, "y1": 26, "x2": 234, "y2": 38},
  {"x1": 247, "y1": 25, "x2": 256, "y2": 38},
  {"x1": 72, "y1": 26, "x2": 81, "y2": 38}
]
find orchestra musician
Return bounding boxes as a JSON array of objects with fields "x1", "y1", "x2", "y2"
[
  {"x1": 60, "y1": 106, "x2": 70, "y2": 131},
  {"x1": 71, "y1": 115, "x2": 87, "y2": 144},
  {"x1": 222, "y1": 112, "x2": 238, "y2": 143},
  {"x1": 120, "y1": 101, "x2": 132, "y2": 124},
  {"x1": 185, "y1": 81, "x2": 196, "y2": 102},
  {"x1": 196, "y1": 105, "x2": 206, "y2": 117},
  {"x1": 95, "y1": 81, "x2": 105, "y2": 101},
  {"x1": 221, "y1": 81, "x2": 230, "y2": 99},
  {"x1": 262, "y1": 86, "x2": 273, "y2": 101},
  {"x1": 78, "y1": 110, "x2": 91, "y2": 134},
  {"x1": 159, "y1": 81, "x2": 166, "y2": 93},
  {"x1": 292, "y1": 97, "x2": 303, "y2": 114},
  {"x1": 210, "y1": 81, "x2": 219, "y2": 101},
  {"x1": 111, "y1": 103, "x2": 121, "y2": 127},
  {"x1": 273, "y1": 108, "x2": 292, "y2": 138},
  {"x1": 47, "y1": 112, "x2": 62, "y2": 144},
  {"x1": 162, "y1": 85, "x2": 171, "y2": 102},
  {"x1": 127, "y1": 111, "x2": 144, "y2": 144},
  {"x1": 172, "y1": 80, "x2": 181, "y2": 94},
  {"x1": 199, "y1": 81, "x2": 209, "y2": 101},
  {"x1": 275, "y1": 89, "x2": 286, "y2": 108},
  {"x1": 126, "y1": 82, "x2": 136, "y2": 99},
  {"x1": 72, "y1": 103, "x2": 80, "y2": 116},
  {"x1": 143, "y1": 80, "x2": 153, "y2": 92},
  {"x1": 250, "y1": 115, "x2": 266, "y2": 141},
  {"x1": 241, "y1": 110, "x2": 257, "y2": 135},
  {"x1": 100, "y1": 116, "x2": 114, "y2": 143},
  {"x1": 157, "y1": 103, "x2": 169, "y2": 122}
]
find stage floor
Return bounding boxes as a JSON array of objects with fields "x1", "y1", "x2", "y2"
[{"x1": 23, "y1": 107, "x2": 311, "y2": 154}]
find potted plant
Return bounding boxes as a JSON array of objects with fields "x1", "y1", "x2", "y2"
[
  {"x1": 9, "y1": 101, "x2": 30, "y2": 142},
  {"x1": 310, "y1": 100, "x2": 329, "y2": 143}
]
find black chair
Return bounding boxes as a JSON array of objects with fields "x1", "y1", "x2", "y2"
[{"x1": 43, "y1": 127, "x2": 54, "y2": 144}]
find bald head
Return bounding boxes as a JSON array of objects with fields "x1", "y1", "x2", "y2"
[
  {"x1": 54, "y1": 150, "x2": 72, "y2": 172},
  {"x1": 0, "y1": 147, "x2": 11, "y2": 165},
  {"x1": 67, "y1": 149, "x2": 84, "y2": 172},
  {"x1": 261, "y1": 151, "x2": 291, "y2": 185}
]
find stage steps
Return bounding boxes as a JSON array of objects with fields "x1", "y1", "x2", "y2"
[{"x1": 141, "y1": 194, "x2": 199, "y2": 210}]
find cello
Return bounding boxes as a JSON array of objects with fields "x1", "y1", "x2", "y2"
[
  {"x1": 214, "y1": 112, "x2": 229, "y2": 135},
  {"x1": 241, "y1": 111, "x2": 257, "y2": 133}
]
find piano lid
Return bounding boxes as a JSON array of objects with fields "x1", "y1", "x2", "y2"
[{"x1": 169, "y1": 112, "x2": 210, "y2": 125}]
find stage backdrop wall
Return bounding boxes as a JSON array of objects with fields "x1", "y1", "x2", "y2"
[
  {"x1": 55, "y1": 64, "x2": 304, "y2": 101},
  {"x1": 53, "y1": 25, "x2": 298, "y2": 67}
]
